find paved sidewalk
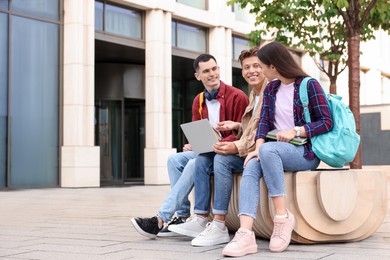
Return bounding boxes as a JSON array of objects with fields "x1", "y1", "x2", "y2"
[{"x1": 0, "y1": 179, "x2": 389, "y2": 260}]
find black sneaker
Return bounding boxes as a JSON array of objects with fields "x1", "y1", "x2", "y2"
[
  {"x1": 157, "y1": 216, "x2": 185, "y2": 237},
  {"x1": 131, "y1": 216, "x2": 162, "y2": 239}
]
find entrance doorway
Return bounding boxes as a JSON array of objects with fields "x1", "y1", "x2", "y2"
[
  {"x1": 95, "y1": 39, "x2": 145, "y2": 185},
  {"x1": 124, "y1": 99, "x2": 145, "y2": 182},
  {"x1": 95, "y1": 99, "x2": 145, "y2": 185}
]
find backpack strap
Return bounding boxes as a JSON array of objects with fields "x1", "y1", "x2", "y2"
[
  {"x1": 299, "y1": 77, "x2": 312, "y2": 123},
  {"x1": 198, "y1": 92, "x2": 204, "y2": 119}
]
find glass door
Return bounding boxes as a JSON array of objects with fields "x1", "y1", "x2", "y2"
[
  {"x1": 124, "y1": 99, "x2": 145, "y2": 182},
  {"x1": 95, "y1": 100, "x2": 122, "y2": 184}
]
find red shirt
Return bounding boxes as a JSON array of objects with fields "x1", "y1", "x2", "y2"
[{"x1": 192, "y1": 81, "x2": 249, "y2": 142}]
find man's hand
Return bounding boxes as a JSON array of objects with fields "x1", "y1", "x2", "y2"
[
  {"x1": 183, "y1": 144, "x2": 192, "y2": 151},
  {"x1": 215, "y1": 121, "x2": 240, "y2": 131},
  {"x1": 213, "y1": 142, "x2": 238, "y2": 155},
  {"x1": 243, "y1": 150, "x2": 258, "y2": 167}
]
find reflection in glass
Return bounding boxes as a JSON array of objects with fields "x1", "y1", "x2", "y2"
[
  {"x1": 233, "y1": 36, "x2": 249, "y2": 61},
  {"x1": 95, "y1": 0, "x2": 104, "y2": 31},
  {"x1": 106, "y1": 4, "x2": 142, "y2": 39},
  {"x1": 233, "y1": 3, "x2": 254, "y2": 23},
  {"x1": 95, "y1": 100, "x2": 122, "y2": 182},
  {"x1": 10, "y1": 16, "x2": 59, "y2": 188},
  {"x1": 0, "y1": 0, "x2": 9, "y2": 10},
  {"x1": 177, "y1": 23, "x2": 206, "y2": 52},
  {"x1": 11, "y1": 0, "x2": 59, "y2": 20},
  {"x1": 171, "y1": 21, "x2": 176, "y2": 47},
  {"x1": 0, "y1": 13, "x2": 7, "y2": 188},
  {"x1": 177, "y1": 0, "x2": 206, "y2": 10}
]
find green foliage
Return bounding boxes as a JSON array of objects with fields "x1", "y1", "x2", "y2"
[{"x1": 227, "y1": 0, "x2": 390, "y2": 78}]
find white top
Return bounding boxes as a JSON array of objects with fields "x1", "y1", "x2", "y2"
[
  {"x1": 274, "y1": 82, "x2": 294, "y2": 130},
  {"x1": 205, "y1": 99, "x2": 221, "y2": 128},
  {"x1": 254, "y1": 95, "x2": 260, "y2": 112}
]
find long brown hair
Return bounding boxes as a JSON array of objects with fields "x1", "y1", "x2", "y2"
[{"x1": 257, "y1": 42, "x2": 309, "y2": 78}]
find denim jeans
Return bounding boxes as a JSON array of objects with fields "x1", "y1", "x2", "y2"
[
  {"x1": 194, "y1": 153, "x2": 245, "y2": 215},
  {"x1": 193, "y1": 152, "x2": 215, "y2": 215},
  {"x1": 239, "y1": 142, "x2": 320, "y2": 219},
  {"x1": 157, "y1": 151, "x2": 197, "y2": 223}
]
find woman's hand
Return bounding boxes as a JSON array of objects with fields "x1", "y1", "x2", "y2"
[
  {"x1": 276, "y1": 129, "x2": 296, "y2": 142},
  {"x1": 215, "y1": 121, "x2": 240, "y2": 131},
  {"x1": 183, "y1": 144, "x2": 192, "y2": 151}
]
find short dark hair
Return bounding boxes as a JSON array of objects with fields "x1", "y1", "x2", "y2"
[
  {"x1": 257, "y1": 41, "x2": 309, "y2": 78},
  {"x1": 193, "y1": 54, "x2": 217, "y2": 71},
  {"x1": 238, "y1": 46, "x2": 259, "y2": 65}
]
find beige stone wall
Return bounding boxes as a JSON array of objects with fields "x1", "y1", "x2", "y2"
[{"x1": 61, "y1": 0, "x2": 100, "y2": 187}]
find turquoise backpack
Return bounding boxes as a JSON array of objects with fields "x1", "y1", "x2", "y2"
[{"x1": 299, "y1": 78, "x2": 360, "y2": 168}]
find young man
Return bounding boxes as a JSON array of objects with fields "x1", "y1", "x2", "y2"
[
  {"x1": 130, "y1": 53, "x2": 249, "y2": 238},
  {"x1": 168, "y1": 47, "x2": 267, "y2": 248}
]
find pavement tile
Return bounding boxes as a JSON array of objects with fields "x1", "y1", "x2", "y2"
[{"x1": 0, "y1": 177, "x2": 389, "y2": 259}]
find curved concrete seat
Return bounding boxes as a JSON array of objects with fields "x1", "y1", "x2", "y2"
[{"x1": 223, "y1": 169, "x2": 388, "y2": 244}]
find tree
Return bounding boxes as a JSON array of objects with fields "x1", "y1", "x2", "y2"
[
  {"x1": 228, "y1": 0, "x2": 390, "y2": 168},
  {"x1": 228, "y1": 0, "x2": 349, "y2": 94},
  {"x1": 329, "y1": 0, "x2": 390, "y2": 168}
]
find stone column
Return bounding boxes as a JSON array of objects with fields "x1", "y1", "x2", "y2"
[
  {"x1": 209, "y1": 27, "x2": 233, "y2": 85},
  {"x1": 61, "y1": 0, "x2": 100, "y2": 187},
  {"x1": 144, "y1": 9, "x2": 176, "y2": 184}
]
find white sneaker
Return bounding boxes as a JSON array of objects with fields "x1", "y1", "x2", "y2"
[
  {"x1": 191, "y1": 221, "x2": 230, "y2": 247},
  {"x1": 168, "y1": 216, "x2": 206, "y2": 238}
]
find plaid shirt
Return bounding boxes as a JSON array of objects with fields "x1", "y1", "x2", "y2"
[{"x1": 255, "y1": 77, "x2": 333, "y2": 160}]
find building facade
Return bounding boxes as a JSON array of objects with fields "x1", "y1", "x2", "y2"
[{"x1": 0, "y1": 0, "x2": 389, "y2": 189}]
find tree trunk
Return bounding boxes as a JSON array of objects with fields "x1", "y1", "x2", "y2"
[
  {"x1": 348, "y1": 35, "x2": 362, "y2": 169},
  {"x1": 329, "y1": 78, "x2": 337, "y2": 94}
]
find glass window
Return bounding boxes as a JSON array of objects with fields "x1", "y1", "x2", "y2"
[
  {"x1": 171, "y1": 22, "x2": 176, "y2": 47},
  {"x1": 177, "y1": 0, "x2": 206, "y2": 10},
  {"x1": 106, "y1": 3, "x2": 142, "y2": 39},
  {"x1": 381, "y1": 75, "x2": 390, "y2": 104},
  {"x1": 11, "y1": 0, "x2": 59, "y2": 21},
  {"x1": 95, "y1": 100, "x2": 122, "y2": 182},
  {"x1": 0, "y1": 13, "x2": 7, "y2": 188},
  {"x1": 232, "y1": 68, "x2": 249, "y2": 95},
  {"x1": 360, "y1": 70, "x2": 368, "y2": 105},
  {"x1": 233, "y1": 3, "x2": 253, "y2": 23},
  {"x1": 10, "y1": 16, "x2": 59, "y2": 188},
  {"x1": 232, "y1": 36, "x2": 250, "y2": 61},
  {"x1": 176, "y1": 22, "x2": 206, "y2": 52},
  {"x1": 0, "y1": 0, "x2": 8, "y2": 10},
  {"x1": 95, "y1": 0, "x2": 104, "y2": 31}
]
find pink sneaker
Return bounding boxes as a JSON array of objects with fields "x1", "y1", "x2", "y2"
[
  {"x1": 222, "y1": 228, "x2": 257, "y2": 257},
  {"x1": 269, "y1": 209, "x2": 296, "y2": 252}
]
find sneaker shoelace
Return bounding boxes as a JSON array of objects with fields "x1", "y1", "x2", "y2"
[
  {"x1": 168, "y1": 216, "x2": 182, "y2": 225},
  {"x1": 230, "y1": 229, "x2": 248, "y2": 243},
  {"x1": 198, "y1": 222, "x2": 213, "y2": 237},
  {"x1": 272, "y1": 219, "x2": 286, "y2": 239},
  {"x1": 185, "y1": 215, "x2": 197, "y2": 223}
]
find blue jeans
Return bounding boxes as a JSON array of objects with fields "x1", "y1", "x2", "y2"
[
  {"x1": 194, "y1": 153, "x2": 245, "y2": 215},
  {"x1": 157, "y1": 151, "x2": 197, "y2": 223},
  {"x1": 239, "y1": 142, "x2": 320, "y2": 219}
]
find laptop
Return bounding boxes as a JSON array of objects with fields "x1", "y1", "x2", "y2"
[{"x1": 180, "y1": 119, "x2": 221, "y2": 154}]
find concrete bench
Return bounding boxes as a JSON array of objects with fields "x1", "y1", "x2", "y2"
[{"x1": 218, "y1": 169, "x2": 388, "y2": 244}]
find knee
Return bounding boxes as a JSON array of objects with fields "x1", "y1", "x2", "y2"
[
  {"x1": 167, "y1": 153, "x2": 177, "y2": 166},
  {"x1": 185, "y1": 158, "x2": 196, "y2": 171},
  {"x1": 258, "y1": 143, "x2": 275, "y2": 158},
  {"x1": 213, "y1": 154, "x2": 225, "y2": 167}
]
